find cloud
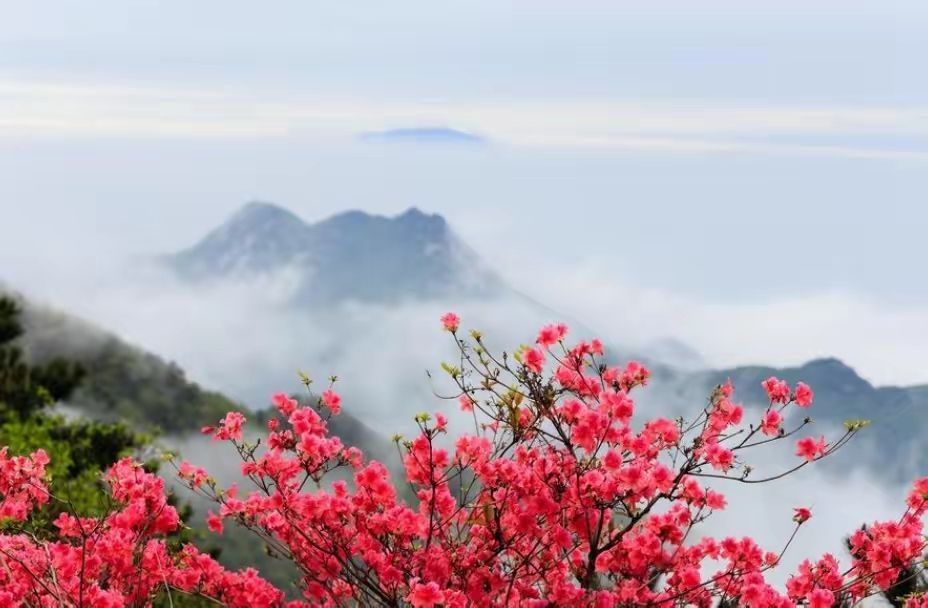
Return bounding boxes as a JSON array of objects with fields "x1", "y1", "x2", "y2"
[
  {"x1": 510, "y1": 133, "x2": 928, "y2": 162},
  {"x1": 10, "y1": 260, "x2": 556, "y2": 434},
  {"x1": 509, "y1": 257, "x2": 928, "y2": 387},
  {"x1": 694, "y1": 426, "x2": 904, "y2": 588},
  {"x1": 8, "y1": 249, "x2": 917, "y2": 596},
  {"x1": 2, "y1": 77, "x2": 927, "y2": 161}
]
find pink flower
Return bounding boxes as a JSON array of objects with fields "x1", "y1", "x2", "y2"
[
  {"x1": 206, "y1": 511, "x2": 224, "y2": 534},
  {"x1": 620, "y1": 361, "x2": 650, "y2": 390},
  {"x1": 762, "y1": 376, "x2": 791, "y2": 404},
  {"x1": 523, "y1": 347, "x2": 545, "y2": 373},
  {"x1": 408, "y1": 581, "x2": 444, "y2": 608},
  {"x1": 793, "y1": 507, "x2": 812, "y2": 524},
  {"x1": 321, "y1": 389, "x2": 342, "y2": 414},
  {"x1": 796, "y1": 436, "x2": 827, "y2": 462},
  {"x1": 178, "y1": 461, "x2": 209, "y2": 488},
  {"x1": 809, "y1": 588, "x2": 834, "y2": 608},
  {"x1": 272, "y1": 392, "x2": 298, "y2": 416},
  {"x1": 215, "y1": 412, "x2": 245, "y2": 442},
  {"x1": 440, "y1": 312, "x2": 460, "y2": 332},
  {"x1": 703, "y1": 443, "x2": 735, "y2": 471},
  {"x1": 706, "y1": 490, "x2": 727, "y2": 510},
  {"x1": 536, "y1": 322, "x2": 568, "y2": 347},
  {"x1": 721, "y1": 378, "x2": 735, "y2": 398},
  {"x1": 760, "y1": 409, "x2": 783, "y2": 437},
  {"x1": 795, "y1": 381, "x2": 814, "y2": 407}
]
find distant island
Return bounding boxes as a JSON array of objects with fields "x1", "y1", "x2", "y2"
[{"x1": 359, "y1": 126, "x2": 486, "y2": 144}]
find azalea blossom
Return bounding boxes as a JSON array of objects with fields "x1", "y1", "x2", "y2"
[
  {"x1": 321, "y1": 388, "x2": 342, "y2": 414},
  {"x1": 762, "y1": 375, "x2": 792, "y2": 404},
  {"x1": 440, "y1": 311, "x2": 460, "y2": 332},
  {"x1": 793, "y1": 506, "x2": 812, "y2": 524},
  {"x1": 523, "y1": 346, "x2": 545, "y2": 373},
  {"x1": 795, "y1": 381, "x2": 815, "y2": 407},
  {"x1": 2, "y1": 319, "x2": 925, "y2": 607},
  {"x1": 796, "y1": 435, "x2": 828, "y2": 462}
]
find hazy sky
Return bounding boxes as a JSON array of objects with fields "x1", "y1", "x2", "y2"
[
  {"x1": 2, "y1": 0, "x2": 927, "y2": 384},
  {"x1": 6, "y1": 4, "x2": 927, "y2": 576}
]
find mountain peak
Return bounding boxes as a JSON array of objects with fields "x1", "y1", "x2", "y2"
[
  {"x1": 798, "y1": 357, "x2": 873, "y2": 393},
  {"x1": 399, "y1": 206, "x2": 427, "y2": 219},
  {"x1": 168, "y1": 202, "x2": 501, "y2": 303},
  {"x1": 171, "y1": 201, "x2": 310, "y2": 278},
  {"x1": 228, "y1": 201, "x2": 306, "y2": 229},
  {"x1": 802, "y1": 357, "x2": 855, "y2": 372},
  {"x1": 313, "y1": 207, "x2": 448, "y2": 238},
  {"x1": 398, "y1": 206, "x2": 445, "y2": 224}
]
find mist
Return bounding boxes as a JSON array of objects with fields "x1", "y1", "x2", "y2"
[
  {"x1": 2, "y1": 0, "x2": 925, "y2": 600},
  {"x1": 7, "y1": 255, "x2": 915, "y2": 592}
]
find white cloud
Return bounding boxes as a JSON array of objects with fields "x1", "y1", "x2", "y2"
[
  {"x1": 697, "y1": 436, "x2": 904, "y2": 589},
  {"x1": 9, "y1": 249, "x2": 917, "y2": 596},
  {"x1": 2, "y1": 77, "x2": 927, "y2": 162},
  {"x1": 515, "y1": 258, "x2": 928, "y2": 387}
]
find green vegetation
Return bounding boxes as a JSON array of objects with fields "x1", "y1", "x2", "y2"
[
  {"x1": 2, "y1": 292, "x2": 307, "y2": 597},
  {"x1": 0, "y1": 294, "x2": 218, "y2": 606},
  {"x1": 13, "y1": 294, "x2": 247, "y2": 433},
  {"x1": 70, "y1": 338, "x2": 242, "y2": 433},
  {"x1": 0, "y1": 291, "x2": 400, "y2": 599},
  {"x1": 0, "y1": 295, "x2": 147, "y2": 520}
]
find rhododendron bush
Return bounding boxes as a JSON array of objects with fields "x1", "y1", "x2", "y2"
[{"x1": 3, "y1": 315, "x2": 928, "y2": 607}]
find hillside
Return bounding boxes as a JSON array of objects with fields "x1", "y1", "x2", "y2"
[
  {"x1": 6, "y1": 290, "x2": 246, "y2": 434},
  {"x1": 162, "y1": 202, "x2": 928, "y2": 483},
  {"x1": 695, "y1": 358, "x2": 927, "y2": 439},
  {"x1": 652, "y1": 358, "x2": 928, "y2": 481}
]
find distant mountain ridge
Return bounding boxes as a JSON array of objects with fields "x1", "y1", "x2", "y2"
[
  {"x1": 665, "y1": 357, "x2": 928, "y2": 480},
  {"x1": 359, "y1": 127, "x2": 486, "y2": 145},
  {"x1": 718, "y1": 358, "x2": 927, "y2": 432},
  {"x1": 161, "y1": 202, "x2": 928, "y2": 479},
  {"x1": 168, "y1": 202, "x2": 503, "y2": 305}
]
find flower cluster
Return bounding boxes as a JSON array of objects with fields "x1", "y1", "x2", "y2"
[
  {"x1": 0, "y1": 447, "x2": 50, "y2": 521},
  {"x1": 4, "y1": 314, "x2": 928, "y2": 607},
  {"x1": 0, "y1": 454, "x2": 288, "y2": 607},
  {"x1": 180, "y1": 315, "x2": 928, "y2": 607}
]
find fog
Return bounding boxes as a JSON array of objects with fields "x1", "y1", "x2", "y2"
[
  {"x1": 2, "y1": 0, "x2": 925, "y2": 599},
  {"x1": 6, "y1": 256, "x2": 914, "y2": 595}
]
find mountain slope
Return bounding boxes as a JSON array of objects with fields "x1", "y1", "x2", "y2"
[
  {"x1": 165, "y1": 202, "x2": 927, "y2": 480},
  {"x1": 7, "y1": 290, "x2": 246, "y2": 433},
  {"x1": 695, "y1": 358, "x2": 924, "y2": 433},
  {"x1": 169, "y1": 202, "x2": 503, "y2": 304},
  {"x1": 664, "y1": 358, "x2": 928, "y2": 480},
  {"x1": 7, "y1": 286, "x2": 397, "y2": 454}
]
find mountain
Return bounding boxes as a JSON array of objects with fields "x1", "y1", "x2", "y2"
[
  {"x1": 168, "y1": 202, "x2": 503, "y2": 305},
  {"x1": 5, "y1": 285, "x2": 397, "y2": 456},
  {"x1": 359, "y1": 127, "x2": 486, "y2": 145},
  {"x1": 7, "y1": 291, "x2": 246, "y2": 434},
  {"x1": 165, "y1": 202, "x2": 926, "y2": 479},
  {"x1": 661, "y1": 358, "x2": 928, "y2": 481},
  {"x1": 700, "y1": 357, "x2": 927, "y2": 440}
]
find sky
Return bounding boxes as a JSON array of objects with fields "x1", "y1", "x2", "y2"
[
  {"x1": 2, "y1": 0, "x2": 928, "y2": 385},
  {"x1": 4, "y1": 0, "x2": 928, "y2": 585}
]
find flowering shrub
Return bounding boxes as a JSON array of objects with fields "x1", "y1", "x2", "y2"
[
  {"x1": 3, "y1": 315, "x2": 928, "y2": 607},
  {"x1": 0, "y1": 450, "x2": 286, "y2": 607}
]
